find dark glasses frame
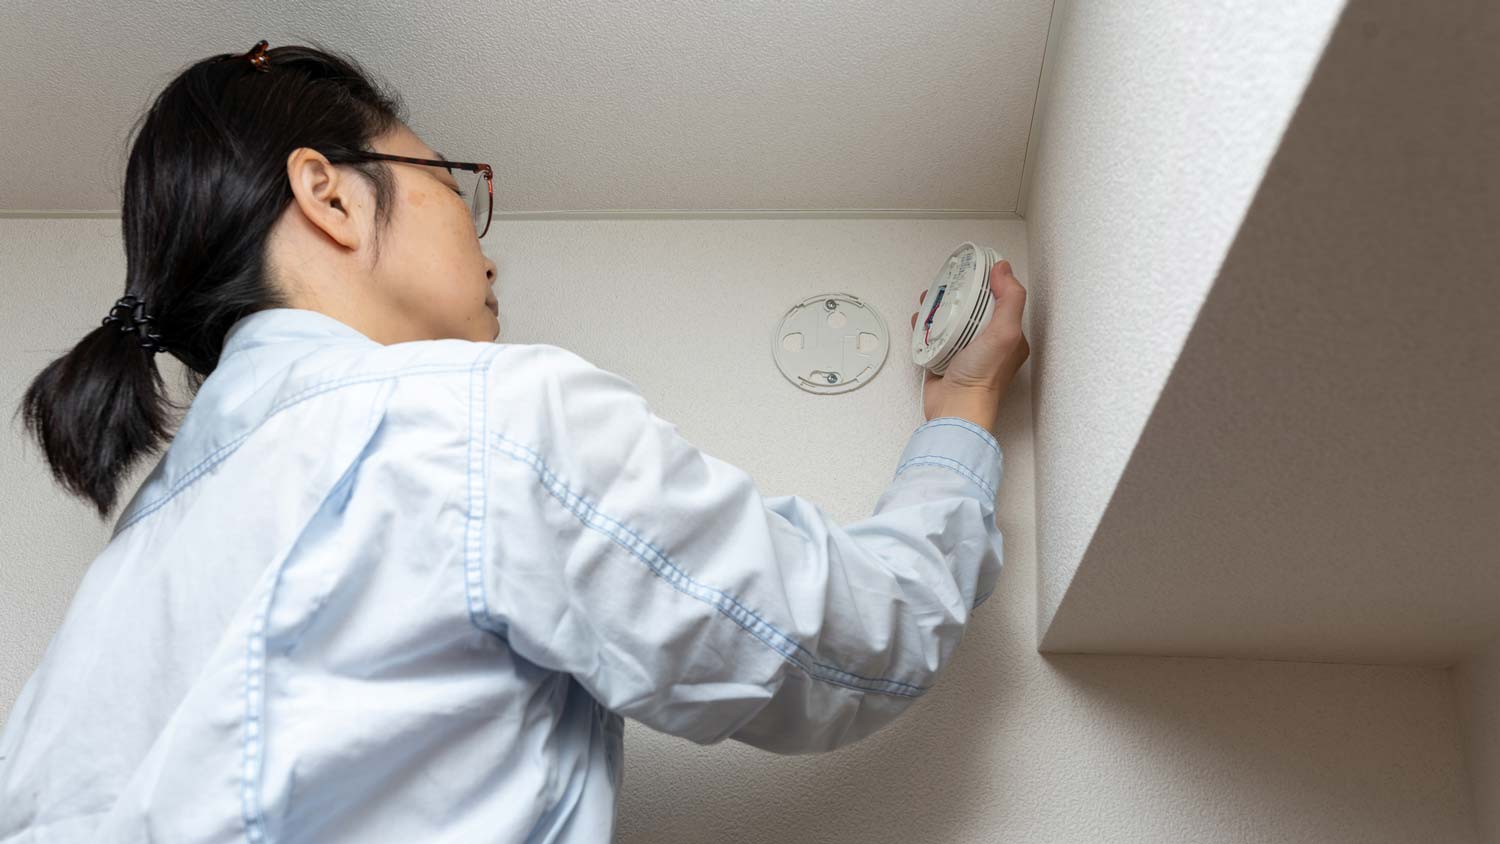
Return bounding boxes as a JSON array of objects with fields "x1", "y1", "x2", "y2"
[{"x1": 327, "y1": 151, "x2": 495, "y2": 239}]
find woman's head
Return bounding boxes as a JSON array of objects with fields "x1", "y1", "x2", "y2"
[
  {"x1": 272, "y1": 121, "x2": 500, "y2": 345},
  {"x1": 20, "y1": 40, "x2": 497, "y2": 518}
]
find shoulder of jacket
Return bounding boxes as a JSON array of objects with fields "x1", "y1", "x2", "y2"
[
  {"x1": 496, "y1": 344, "x2": 650, "y2": 402},
  {"x1": 311, "y1": 337, "x2": 516, "y2": 378},
  {"x1": 328, "y1": 340, "x2": 619, "y2": 401},
  {"x1": 281, "y1": 340, "x2": 615, "y2": 399}
]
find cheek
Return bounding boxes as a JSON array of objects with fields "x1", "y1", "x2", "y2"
[
  {"x1": 387, "y1": 189, "x2": 483, "y2": 310},
  {"x1": 423, "y1": 189, "x2": 474, "y2": 244},
  {"x1": 407, "y1": 190, "x2": 472, "y2": 256}
]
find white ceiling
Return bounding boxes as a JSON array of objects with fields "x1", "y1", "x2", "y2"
[{"x1": 0, "y1": 0, "x2": 1054, "y2": 216}]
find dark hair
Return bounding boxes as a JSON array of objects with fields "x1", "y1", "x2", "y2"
[{"x1": 18, "y1": 41, "x2": 408, "y2": 518}]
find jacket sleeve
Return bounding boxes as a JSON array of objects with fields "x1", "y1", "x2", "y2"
[{"x1": 472, "y1": 343, "x2": 1005, "y2": 754}]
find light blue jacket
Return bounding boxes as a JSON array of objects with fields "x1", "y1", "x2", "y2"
[{"x1": 0, "y1": 307, "x2": 1005, "y2": 843}]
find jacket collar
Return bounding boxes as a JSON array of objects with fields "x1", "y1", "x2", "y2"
[
  {"x1": 212, "y1": 308, "x2": 379, "y2": 396},
  {"x1": 220, "y1": 307, "x2": 376, "y2": 361}
]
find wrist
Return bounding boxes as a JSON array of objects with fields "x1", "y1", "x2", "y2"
[{"x1": 934, "y1": 389, "x2": 1001, "y2": 432}]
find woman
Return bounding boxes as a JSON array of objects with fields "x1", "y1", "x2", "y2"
[{"x1": 1, "y1": 40, "x2": 1029, "y2": 843}]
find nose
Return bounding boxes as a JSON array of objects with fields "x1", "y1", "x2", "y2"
[{"x1": 484, "y1": 256, "x2": 497, "y2": 283}]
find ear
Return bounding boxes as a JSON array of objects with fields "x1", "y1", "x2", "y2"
[{"x1": 285, "y1": 148, "x2": 364, "y2": 251}]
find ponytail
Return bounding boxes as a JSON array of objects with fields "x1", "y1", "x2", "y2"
[
  {"x1": 16, "y1": 39, "x2": 406, "y2": 517},
  {"x1": 19, "y1": 322, "x2": 174, "y2": 517}
]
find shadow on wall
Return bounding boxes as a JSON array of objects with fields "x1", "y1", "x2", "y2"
[
  {"x1": 1046, "y1": 654, "x2": 1473, "y2": 841},
  {"x1": 612, "y1": 624, "x2": 1474, "y2": 843}
]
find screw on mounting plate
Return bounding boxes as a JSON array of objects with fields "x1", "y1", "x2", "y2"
[
  {"x1": 826, "y1": 373, "x2": 839, "y2": 384},
  {"x1": 824, "y1": 299, "x2": 838, "y2": 310}
]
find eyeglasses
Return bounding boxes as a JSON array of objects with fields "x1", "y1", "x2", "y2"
[{"x1": 326, "y1": 151, "x2": 494, "y2": 239}]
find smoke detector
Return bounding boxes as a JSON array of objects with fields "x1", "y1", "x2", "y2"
[{"x1": 911, "y1": 242, "x2": 1002, "y2": 375}]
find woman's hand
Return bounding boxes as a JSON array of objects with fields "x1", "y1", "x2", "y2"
[{"x1": 910, "y1": 259, "x2": 1030, "y2": 428}]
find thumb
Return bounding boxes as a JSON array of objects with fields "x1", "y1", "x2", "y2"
[
  {"x1": 987, "y1": 259, "x2": 1025, "y2": 324},
  {"x1": 989, "y1": 259, "x2": 1012, "y2": 296}
]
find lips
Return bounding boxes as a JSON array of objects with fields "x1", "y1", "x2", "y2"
[{"x1": 484, "y1": 297, "x2": 498, "y2": 316}]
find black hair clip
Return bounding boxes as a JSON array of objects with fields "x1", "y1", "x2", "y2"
[{"x1": 102, "y1": 294, "x2": 168, "y2": 354}]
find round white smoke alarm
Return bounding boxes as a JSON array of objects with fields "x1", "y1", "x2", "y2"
[{"x1": 911, "y1": 242, "x2": 1003, "y2": 375}]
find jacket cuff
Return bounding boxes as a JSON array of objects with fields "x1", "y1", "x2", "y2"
[{"x1": 893, "y1": 417, "x2": 1003, "y2": 500}]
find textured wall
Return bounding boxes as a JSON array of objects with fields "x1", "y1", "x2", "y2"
[
  {"x1": 1020, "y1": 0, "x2": 1345, "y2": 639},
  {"x1": 1, "y1": 217, "x2": 1478, "y2": 840},
  {"x1": 1457, "y1": 638, "x2": 1500, "y2": 843},
  {"x1": 1039, "y1": 0, "x2": 1500, "y2": 664}
]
